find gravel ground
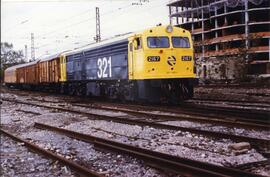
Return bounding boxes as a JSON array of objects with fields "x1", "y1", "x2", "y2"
[
  {"x1": 1, "y1": 135, "x2": 76, "y2": 177},
  {"x1": 19, "y1": 130, "x2": 173, "y2": 177},
  {"x1": 159, "y1": 120, "x2": 270, "y2": 140},
  {"x1": 61, "y1": 102, "x2": 270, "y2": 141},
  {"x1": 1, "y1": 95, "x2": 177, "y2": 176},
  {"x1": 63, "y1": 119, "x2": 267, "y2": 168},
  {"x1": 44, "y1": 103, "x2": 270, "y2": 141},
  {"x1": 1, "y1": 88, "x2": 270, "y2": 176}
]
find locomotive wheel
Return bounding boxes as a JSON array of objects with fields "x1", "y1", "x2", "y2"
[
  {"x1": 169, "y1": 82, "x2": 181, "y2": 104},
  {"x1": 118, "y1": 88, "x2": 129, "y2": 103},
  {"x1": 161, "y1": 82, "x2": 178, "y2": 104},
  {"x1": 178, "y1": 81, "x2": 191, "y2": 100},
  {"x1": 76, "y1": 84, "x2": 86, "y2": 97}
]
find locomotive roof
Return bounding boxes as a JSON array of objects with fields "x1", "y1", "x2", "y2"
[
  {"x1": 5, "y1": 60, "x2": 40, "y2": 72},
  {"x1": 62, "y1": 25, "x2": 188, "y2": 57},
  {"x1": 63, "y1": 32, "x2": 132, "y2": 56}
]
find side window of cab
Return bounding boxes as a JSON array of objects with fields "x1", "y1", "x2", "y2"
[
  {"x1": 129, "y1": 43, "x2": 133, "y2": 52},
  {"x1": 134, "y1": 37, "x2": 142, "y2": 50}
]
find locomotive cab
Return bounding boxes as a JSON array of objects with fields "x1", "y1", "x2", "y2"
[
  {"x1": 128, "y1": 25, "x2": 196, "y2": 80},
  {"x1": 128, "y1": 25, "x2": 196, "y2": 102}
]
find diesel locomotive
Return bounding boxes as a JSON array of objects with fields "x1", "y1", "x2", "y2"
[{"x1": 4, "y1": 25, "x2": 197, "y2": 103}]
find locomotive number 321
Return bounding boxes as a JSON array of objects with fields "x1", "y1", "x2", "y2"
[{"x1": 97, "y1": 57, "x2": 112, "y2": 78}]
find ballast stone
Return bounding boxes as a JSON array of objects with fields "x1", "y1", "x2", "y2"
[{"x1": 228, "y1": 142, "x2": 251, "y2": 151}]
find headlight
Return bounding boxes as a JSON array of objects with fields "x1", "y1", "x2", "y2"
[{"x1": 166, "y1": 25, "x2": 173, "y2": 33}]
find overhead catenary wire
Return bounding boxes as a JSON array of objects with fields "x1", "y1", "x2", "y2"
[
  {"x1": 37, "y1": 2, "x2": 165, "y2": 54},
  {"x1": 33, "y1": 3, "x2": 142, "y2": 49},
  {"x1": 37, "y1": 0, "x2": 161, "y2": 45},
  {"x1": 3, "y1": 2, "x2": 144, "y2": 42},
  {"x1": 4, "y1": 0, "x2": 164, "y2": 56},
  {"x1": 2, "y1": 1, "x2": 108, "y2": 37},
  {"x1": 35, "y1": 3, "x2": 133, "y2": 39}
]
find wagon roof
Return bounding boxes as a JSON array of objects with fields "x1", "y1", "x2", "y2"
[
  {"x1": 63, "y1": 32, "x2": 132, "y2": 56},
  {"x1": 38, "y1": 50, "x2": 72, "y2": 61},
  {"x1": 39, "y1": 53, "x2": 61, "y2": 62},
  {"x1": 5, "y1": 60, "x2": 40, "y2": 71}
]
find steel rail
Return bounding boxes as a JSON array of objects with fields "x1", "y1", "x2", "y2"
[
  {"x1": 3, "y1": 98, "x2": 270, "y2": 149},
  {"x1": 3, "y1": 89, "x2": 269, "y2": 124},
  {"x1": 195, "y1": 84, "x2": 269, "y2": 89},
  {"x1": 102, "y1": 100, "x2": 270, "y2": 124},
  {"x1": 111, "y1": 102, "x2": 270, "y2": 125},
  {"x1": 0, "y1": 128, "x2": 102, "y2": 177},
  {"x1": 73, "y1": 103, "x2": 270, "y2": 130},
  {"x1": 190, "y1": 98, "x2": 270, "y2": 107},
  {"x1": 180, "y1": 103, "x2": 270, "y2": 122},
  {"x1": 149, "y1": 104, "x2": 269, "y2": 125},
  {"x1": 77, "y1": 100, "x2": 269, "y2": 127},
  {"x1": 236, "y1": 160, "x2": 269, "y2": 171},
  {"x1": 34, "y1": 122, "x2": 264, "y2": 177},
  {"x1": 15, "y1": 109, "x2": 41, "y2": 115}
]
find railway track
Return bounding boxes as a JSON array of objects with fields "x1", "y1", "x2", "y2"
[
  {"x1": 33, "y1": 122, "x2": 264, "y2": 177},
  {"x1": 99, "y1": 101, "x2": 269, "y2": 126},
  {"x1": 3, "y1": 87, "x2": 270, "y2": 124},
  {"x1": 2, "y1": 118, "x2": 265, "y2": 176},
  {"x1": 73, "y1": 103, "x2": 270, "y2": 131},
  {"x1": 2, "y1": 91, "x2": 269, "y2": 130},
  {"x1": 236, "y1": 160, "x2": 270, "y2": 172},
  {"x1": 189, "y1": 98, "x2": 270, "y2": 109},
  {"x1": 195, "y1": 84, "x2": 270, "y2": 89},
  {"x1": 179, "y1": 103, "x2": 270, "y2": 121},
  {"x1": 0, "y1": 128, "x2": 102, "y2": 177},
  {"x1": 3, "y1": 98, "x2": 270, "y2": 156}
]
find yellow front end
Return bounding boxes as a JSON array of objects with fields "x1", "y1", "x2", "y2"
[{"x1": 128, "y1": 25, "x2": 196, "y2": 80}]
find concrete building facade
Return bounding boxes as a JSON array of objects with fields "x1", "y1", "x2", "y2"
[{"x1": 168, "y1": 0, "x2": 270, "y2": 82}]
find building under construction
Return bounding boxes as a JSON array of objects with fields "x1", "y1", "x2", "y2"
[{"x1": 168, "y1": 0, "x2": 270, "y2": 82}]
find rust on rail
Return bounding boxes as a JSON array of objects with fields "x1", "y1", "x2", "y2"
[
  {"x1": 0, "y1": 128, "x2": 102, "y2": 177},
  {"x1": 34, "y1": 122, "x2": 264, "y2": 177}
]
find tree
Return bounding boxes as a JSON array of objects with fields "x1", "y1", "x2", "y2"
[{"x1": 1, "y1": 42, "x2": 26, "y2": 81}]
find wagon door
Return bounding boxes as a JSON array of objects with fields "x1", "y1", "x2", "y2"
[
  {"x1": 56, "y1": 58, "x2": 60, "y2": 82},
  {"x1": 36, "y1": 61, "x2": 40, "y2": 84},
  {"x1": 47, "y1": 62, "x2": 49, "y2": 82},
  {"x1": 48, "y1": 60, "x2": 51, "y2": 82},
  {"x1": 51, "y1": 59, "x2": 58, "y2": 83}
]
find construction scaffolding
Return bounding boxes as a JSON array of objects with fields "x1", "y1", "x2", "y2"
[{"x1": 168, "y1": 0, "x2": 270, "y2": 81}]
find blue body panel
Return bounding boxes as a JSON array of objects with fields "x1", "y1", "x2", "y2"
[{"x1": 66, "y1": 40, "x2": 128, "y2": 81}]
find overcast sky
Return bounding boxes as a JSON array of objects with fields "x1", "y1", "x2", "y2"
[{"x1": 1, "y1": 0, "x2": 170, "y2": 60}]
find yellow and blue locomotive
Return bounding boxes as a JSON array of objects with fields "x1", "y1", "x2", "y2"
[{"x1": 5, "y1": 25, "x2": 197, "y2": 103}]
